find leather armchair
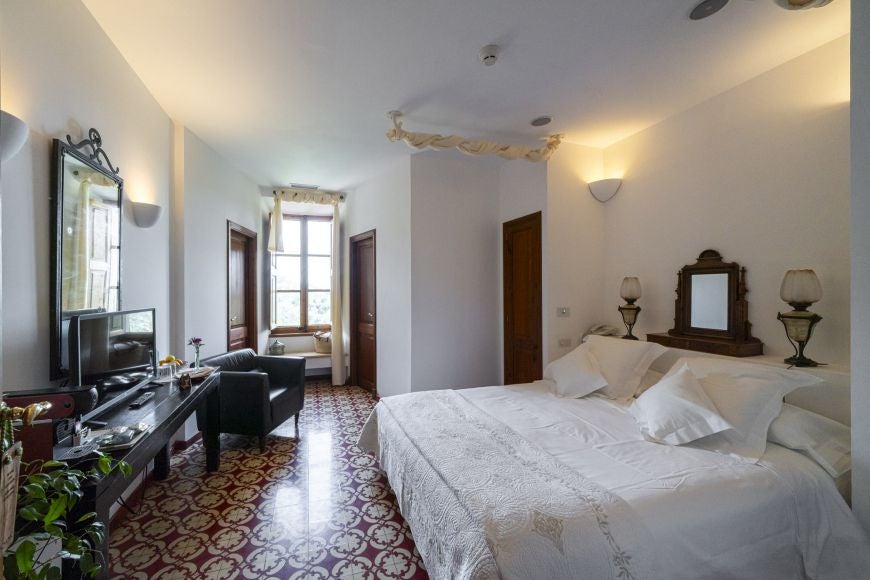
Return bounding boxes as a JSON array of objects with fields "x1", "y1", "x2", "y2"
[{"x1": 197, "y1": 348, "x2": 305, "y2": 451}]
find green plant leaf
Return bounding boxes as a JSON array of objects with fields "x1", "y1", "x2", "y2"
[
  {"x1": 41, "y1": 460, "x2": 67, "y2": 470},
  {"x1": 22, "y1": 484, "x2": 46, "y2": 500},
  {"x1": 15, "y1": 540, "x2": 36, "y2": 573},
  {"x1": 43, "y1": 495, "x2": 68, "y2": 524},
  {"x1": 75, "y1": 512, "x2": 97, "y2": 524}
]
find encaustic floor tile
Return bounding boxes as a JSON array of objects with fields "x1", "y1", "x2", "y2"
[{"x1": 109, "y1": 382, "x2": 428, "y2": 579}]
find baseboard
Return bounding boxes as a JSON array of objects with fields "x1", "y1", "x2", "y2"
[{"x1": 172, "y1": 432, "x2": 202, "y2": 454}]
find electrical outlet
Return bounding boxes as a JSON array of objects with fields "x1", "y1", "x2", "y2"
[
  {"x1": 557, "y1": 307, "x2": 570, "y2": 318},
  {"x1": 558, "y1": 338, "x2": 572, "y2": 348}
]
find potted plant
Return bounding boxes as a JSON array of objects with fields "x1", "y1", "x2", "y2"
[{"x1": 1, "y1": 401, "x2": 130, "y2": 578}]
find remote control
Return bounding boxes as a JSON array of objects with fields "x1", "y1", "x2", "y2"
[{"x1": 129, "y1": 391, "x2": 155, "y2": 409}]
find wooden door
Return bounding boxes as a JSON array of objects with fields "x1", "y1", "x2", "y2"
[
  {"x1": 503, "y1": 212, "x2": 543, "y2": 384},
  {"x1": 350, "y1": 230, "x2": 376, "y2": 392},
  {"x1": 227, "y1": 222, "x2": 258, "y2": 352}
]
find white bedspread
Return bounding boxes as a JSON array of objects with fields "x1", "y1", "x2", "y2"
[{"x1": 359, "y1": 381, "x2": 870, "y2": 580}]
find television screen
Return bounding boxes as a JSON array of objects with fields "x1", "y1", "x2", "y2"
[{"x1": 70, "y1": 308, "x2": 155, "y2": 386}]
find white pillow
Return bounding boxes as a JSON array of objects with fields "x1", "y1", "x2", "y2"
[
  {"x1": 584, "y1": 336, "x2": 666, "y2": 400},
  {"x1": 631, "y1": 364, "x2": 732, "y2": 445},
  {"x1": 768, "y1": 403, "x2": 851, "y2": 477},
  {"x1": 635, "y1": 369, "x2": 664, "y2": 397},
  {"x1": 543, "y1": 343, "x2": 608, "y2": 398},
  {"x1": 664, "y1": 357, "x2": 822, "y2": 461}
]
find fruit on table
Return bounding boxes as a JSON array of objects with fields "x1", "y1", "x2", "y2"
[{"x1": 159, "y1": 355, "x2": 185, "y2": 366}]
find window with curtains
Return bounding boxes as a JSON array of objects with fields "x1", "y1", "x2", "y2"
[{"x1": 271, "y1": 215, "x2": 332, "y2": 334}]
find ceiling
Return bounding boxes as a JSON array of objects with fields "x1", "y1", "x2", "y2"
[{"x1": 82, "y1": 0, "x2": 849, "y2": 191}]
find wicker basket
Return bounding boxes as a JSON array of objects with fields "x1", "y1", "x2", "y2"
[{"x1": 314, "y1": 331, "x2": 332, "y2": 354}]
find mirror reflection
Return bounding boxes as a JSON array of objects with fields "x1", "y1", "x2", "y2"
[
  {"x1": 690, "y1": 273, "x2": 728, "y2": 330},
  {"x1": 61, "y1": 153, "x2": 121, "y2": 314}
]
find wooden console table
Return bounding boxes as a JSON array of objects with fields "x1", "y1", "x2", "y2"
[{"x1": 62, "y1": 373, "x2": 221, "y2": 579}]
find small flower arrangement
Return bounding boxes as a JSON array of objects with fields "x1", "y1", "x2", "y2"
[{"x1": 188, "y1": 337, "x2": 205, "y2": 369}]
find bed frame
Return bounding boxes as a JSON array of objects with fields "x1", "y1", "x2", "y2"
[{"x1": 648, "y1": 346, "x2": 851, "y2": 426}]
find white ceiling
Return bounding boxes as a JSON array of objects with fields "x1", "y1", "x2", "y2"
[{"x1": 82, "y1": 0, "x2": 849, "y2": 191}]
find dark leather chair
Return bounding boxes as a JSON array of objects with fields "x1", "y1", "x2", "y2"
[{"x1": 197, "y1": 348, "x2": 305, "y2": 451}]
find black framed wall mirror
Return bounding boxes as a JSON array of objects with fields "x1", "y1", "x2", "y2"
[
  {"x1": 648, "y1": 250, "x2": 763, "y2": 357},
  {"x1": 50, "y1": 129, "x2": 123, "y2": 379}
]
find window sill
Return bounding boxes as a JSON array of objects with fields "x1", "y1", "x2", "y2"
[{"x1": 270, "y1": 329, "x2": 331, "y2": 338}]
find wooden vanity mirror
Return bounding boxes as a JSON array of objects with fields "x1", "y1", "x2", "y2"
[{"x1": 647, "y1": 250, "x2": 763, "y2": 357}]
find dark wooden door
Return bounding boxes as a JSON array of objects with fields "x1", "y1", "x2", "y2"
[
  {"x1": 228, "y1": 222, "x2": 258, "y2": 352},
  {"x1": 350, "y1": 230, "x2": 376, "y2": 392},
  {"x1": 503, "y1": 212, "x2": 543, "y2": 384}
]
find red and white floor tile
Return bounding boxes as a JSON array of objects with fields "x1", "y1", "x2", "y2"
[{"x1": 109, "y1": 383, "x2": 428, "y2": 579}]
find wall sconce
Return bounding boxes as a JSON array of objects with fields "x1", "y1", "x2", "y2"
[
  {"x1": 131, "y1": 201, "x2": 162, "y2": 228},
  {"x1": 777, "y1": 268, "x2": 823, "y2": 367},
  {"x1": 588, "y1": 178, "x2": 622, "y2": 203},
  {"x1": 618, "y1": 277, "x2": 642, "y2": 340},
  {"x1": 0, "y1": 111, "x2": 28, "y2": 162}
]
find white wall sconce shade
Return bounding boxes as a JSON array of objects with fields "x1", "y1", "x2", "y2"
[
  {"x1": 588, "y1": 178, "x2": 622, "y2": 202},
  {"x1": 131, "y1": 201, "x2": 162, "y2": 228},
  {"x1": 0, "y1": 111, "x2": 28, "y2": 162}
]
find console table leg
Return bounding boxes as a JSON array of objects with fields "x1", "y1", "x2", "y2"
[
  {"x1": 153, "y1": 443, "x2": 170, "y2": 481},
  {"x1": 204, "y1": 387, "x2": 221, "y2": 472}
]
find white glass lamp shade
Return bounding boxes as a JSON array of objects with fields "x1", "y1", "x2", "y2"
[
  {"x1": 780, "y1": 269, "x2": 822, "y2": 307},
  {"x1": 0, "y1": 111, "x2": 28, "y2": 162},
  {"x1": 588, "y1": 178, "x2": 622, "y2": 203},
  {"x1": 620, "y1": 277, "x2": 642, "y2": 302},
  {"x1": 131, "y1": 201, "x2": 162, "y2": 228}
]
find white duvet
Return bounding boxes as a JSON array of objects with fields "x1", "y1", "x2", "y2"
[{"x1": 359, "y1": 381, "x2": 870, "y2": 580}]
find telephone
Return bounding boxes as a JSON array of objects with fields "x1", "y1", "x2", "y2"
[{"x1": 581, "y1": 324, "x2": 621, "y2": 342}]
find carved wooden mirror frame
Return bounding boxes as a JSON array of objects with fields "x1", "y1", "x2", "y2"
[{"x1": 647, "y1": 250, "x2": 764, "y2": 357}]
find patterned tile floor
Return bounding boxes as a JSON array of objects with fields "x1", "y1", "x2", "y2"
[{"x1": 109, "y1": 382, "x2": 429, "y2": 579}]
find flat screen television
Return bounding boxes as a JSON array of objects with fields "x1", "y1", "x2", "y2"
[{"x1": 69, "y1": 308, "x2": 156, "y2": 387}]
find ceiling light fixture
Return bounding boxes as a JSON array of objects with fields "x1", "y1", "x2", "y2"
[
  {"x1": 530, "y1": 115, "x2": 552, "y2": 127},
  {"x1": 775, "y1": 0, "x2": 833, "y2": 9},
  {"x1": 690, "y1": 0, "x2": 729, "y2": 20}
]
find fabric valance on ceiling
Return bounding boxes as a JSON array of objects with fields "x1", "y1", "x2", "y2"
[{"x1": 386, "y1": 111, "x2": 563, "y2": 162}]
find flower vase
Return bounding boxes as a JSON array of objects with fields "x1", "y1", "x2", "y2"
[{"x1": 194, "y1": 347, "x2": 201, "y2": 370}]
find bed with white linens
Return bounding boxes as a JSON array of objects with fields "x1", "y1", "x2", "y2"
[{"x1": 358, "y1": 336, "x2": 869, "y2": 580}]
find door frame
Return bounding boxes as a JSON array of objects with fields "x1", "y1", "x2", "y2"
[
  {"x1": 227, "y1": 220, "x2": 258, "y2": 352},
  {"x1": 502, "y1": 211, "x2": 543, "y2": 384},
  {"x1": 349, "y1": 229, "x2": 376, "y2": 392}
]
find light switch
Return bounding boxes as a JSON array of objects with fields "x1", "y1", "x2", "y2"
[{"x1": 557, "y1": 307, "x2": 570, "y2": 318}]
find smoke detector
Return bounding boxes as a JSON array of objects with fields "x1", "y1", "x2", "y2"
[{"x1": 479, "y1": 44, "x2": 500, "y2": 66}]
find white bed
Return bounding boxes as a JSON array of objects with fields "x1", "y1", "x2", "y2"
[{"x1": 359, "y1": 380, "x2": 870, "y2": 579}]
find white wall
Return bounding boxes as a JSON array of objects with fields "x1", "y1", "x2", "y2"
[
  {"x1": 174, "y1": 127, "x2": 266, "y2": 360},
  {"x1": 601, "y1": 36, "x2": 851, "y2": 366},
  {"x1": 410, "y1": 152, "x2": 501, "y2": 391},
  {"x1": 0, "y1": 0, "x2": 172, "y2": 388},
  {"x1": 546, "y1": 142, "x2": 607, "y2": 358},
  {"x1": 851, "y1": 0, "x2": 870, "y2": 531},
  {"x1": 343, "y1": 158, "x2": 412, "y2": 397}
]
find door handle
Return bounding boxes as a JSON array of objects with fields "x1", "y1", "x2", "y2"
[
  {"x1": 367, "y1": 312, "x2": 374, "y2": 320},
  {"x1": 231, "y1": 316, "x2": 238, "y2": 322}
]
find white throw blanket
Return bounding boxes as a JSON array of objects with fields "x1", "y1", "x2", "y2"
[{"x1": 359, "y1": 389, "x2": 657, "y2": 579}]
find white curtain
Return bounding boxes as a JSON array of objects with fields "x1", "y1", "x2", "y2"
[
  {"x1": 330, "y1": 203, "x2": 346, "y2": 385},
  {"x1": 268, "y1": 188, "x2": 347, "y2": 385}
]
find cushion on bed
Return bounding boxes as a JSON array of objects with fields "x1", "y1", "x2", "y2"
[
  {"x1": 631, "y1": 364, "x2": 733, "y2": 445},
  {"x1": 543, "y1": 343, "x2": 608, "y2": 398},
  {"x1": 635, "y1": 369, "x2": 664, "y2": 397},
  {"x1": 584, "y1": 336, "x2": 666, "y2": 400},
  {"x1": 664, "y1": 357, "x2": 822, "y2": 461},
  {"x1": 768, "y1": 403, "x2": 851, "y2": 477}
]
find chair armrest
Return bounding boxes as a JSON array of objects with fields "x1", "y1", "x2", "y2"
[
  {"x1": 216, "y1": 371, "x2": 271, "y2": 433},
  {"x1": 254, "y1": 355, "x2": 306, "y2": 387}
]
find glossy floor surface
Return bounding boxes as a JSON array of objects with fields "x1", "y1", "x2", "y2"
[{"x1": 109, "y1": 383, "x2": 428, "y2": 579}]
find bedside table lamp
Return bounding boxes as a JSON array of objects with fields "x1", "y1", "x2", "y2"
[
  {"x1": 777, "y1": 268, "x2": 822, "y2": 367},
  {"x1": 618, "y1": 277, "x2": 642, "y2": 340}
]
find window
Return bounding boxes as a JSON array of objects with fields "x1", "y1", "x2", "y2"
[{"x1": 271, "y1": 215, "x2": 332, "y2": 334}]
